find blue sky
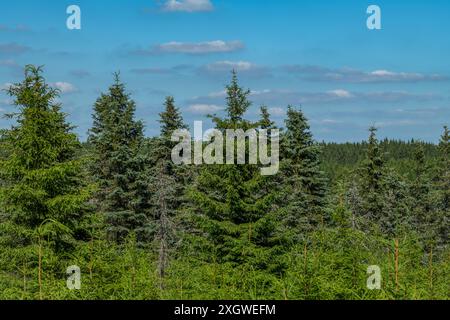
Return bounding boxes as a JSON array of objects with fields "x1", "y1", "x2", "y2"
[{"x1": 1, "y1": 0, "x2": 449, "y2": 142}]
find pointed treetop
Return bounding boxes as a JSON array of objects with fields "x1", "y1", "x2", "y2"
[
  {"x1": 439, "y1": 126, "x2": 449, "y2": 147},
  {"x1": 225, "y1": 70, "x2": 251, "y2": 124},
  {"x1": 159, "y1": 96, "x2": 187, "y2": 139},
  {"x1": 369, "y1": 126, "x2": 378, "y2": 140},
  {"x1": 113, "y1": 71, "x2": 121, "y2": 85},
  {"x1": 7, "y1": 65, "x2": 59, "y2": 110},
  {"x1": 259, "y1": 106, "x2": 276, "y2": 130},
  {"x1": 439, "y1": 125, "x2": 449, "y2": 162},
  {"x1": 285, "y1": 106, "x2": 312, "y2": 138}
]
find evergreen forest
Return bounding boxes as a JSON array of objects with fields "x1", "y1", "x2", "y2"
[{"x1": 0, "y1": 66, "x2": 448, "y2": 300}]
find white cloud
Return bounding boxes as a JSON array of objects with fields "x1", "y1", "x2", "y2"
[
  {"x1": 153, "y1": 40, "x2": 244, "y2": 54},
  {"x1": 187, "y1": 104, "x2": 223, "y2": 114},
  {"x1": 370, "y1": 70, "x2": 395, "y2": 76},
  {"x1": 283, "y1": 65, "x2": 449, "y2": 83},
  {"x1": 208, "y1": 90, "x2": 226, "y2": 98},
  {"x1": 0, "y1": 82, "x2": 12, "y2": 90},
  {"x1": 322, "y1": 119, "x2": 342, "y2": 124},
  {"x1": 51, "y1": 82, "x2": 77, "y2": 94},
  {"x1": 250, "y1": 89, "x2": 272, "y2": 96},
  {"x1": 376, "y1": 120, "x2": 420, "y2": 127},
  {"x1": 268, "y1": 107, "x2": 285, "y2": 116},
  {"x1": 163, "y1": 0, "x2": 213, "y2": 12},
  {"x1": 208, "y1": 61, "x2": 254, "y2": 71},
  {"x1": 128, "y1": 59, "x2": 268, "y2": 78},
  {"x1": 0, "y1": 98, "x2": 13, "y2": 107},
  {"x1": 327, "y1": 89, "x2": 353, "y2": 98},
  {"x1": 202, "y1": 61, "x2": 269, "y2": 77},
  {"x1": 367, "y1": 70, "x2": 444, "y2": 82},
  {"x1": 220, "y1": 88, "x2": 440, "y2": 105}
]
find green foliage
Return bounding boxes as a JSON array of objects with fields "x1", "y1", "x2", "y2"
[
  {"x1": 0, "y1": 67, "x2": 448, "y2": 300},
  {"x1": 259, "y1": 106, "x2": 276, "y2": 130},
  {"x1": 278, "y1": 106, "x2": 328, "y2": 241},
  {"x1": 88, "y1": 73, "x2": 150, "y2": 243},
  {"x1": 188, "y1": 72, "x2": 285, "y2": 274},
  {"x1": 0, "y1": 65, "x2": 92, "y2": 243}
]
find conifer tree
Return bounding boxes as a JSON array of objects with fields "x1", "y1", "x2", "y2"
[
  {"x1": 0, "y1": 65, "x2": 91, "y2": 244},
  {"x1": 189, "y1": 71, "x2": 284, "y2": 273},
  {"x1": 159, "y1": 96, "x2": 187, "y2": 141},
  {"x1": 149, "y1": 96, "x2": 188, "y2": 288},
  {"x1": 357, "y1": 127, "x2": 385, "y2": 228},
  {"x1": 437, "y1": 126, "x2": 449, "y2": 212},
  {"x1": 434, "y1": 126, "x2": 449, "y2": 248},
  {"x1": 88, "y1": 73, "x2": 150, "y2": 242},
  {"x1": 352, "y1": 127, "x2": 411, "y2": 236},
  {"x1": 411, "y1": 143, "x2": 432, "y2": 231},
  {"x1": 259, "y1": 106, "x2": 276, "y2": 130},
  {"x1": 279, "y1": 106, "x2": 328, "y2": 242}
]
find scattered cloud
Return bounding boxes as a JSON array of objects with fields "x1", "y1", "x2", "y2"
[
  {"x1": 191, "y1": 88, "x2": 441, "y2": 108},
  {"x1": 130, "y1": 67, "x2": 175, "y2": 75},
  {"x1": 51, "y1": 82, "x2": 78, "y2": 94},
  {"x1": 0, "y1": 42, "x2": 31, "y2": 55},
  {"x1": 0, "y1": 24, "x2": 30, "y2": 33},
  {"x1": 320, "y1": 119, "x2": 343, "y2": 124},
  {"x1": 375, "y1": 120, "x2": 421, "y2": 128},
  {"x1": 0, "y1": 60, "x2": 21, "y2": 74},
  {"x1": 148, "y1": 40, "x2": 244, "y2": 55},
  {"x1": 162, "y1": 0, "x2": 214, "y2": 12},
  {"x1": 130, "y1": 61, "x2": 270, "y2": 78},
  {"x1": 70, "y1": 70, "x2": 91, "y2": 78},
  {"x1": 207, "y1": 90, "x2": 226, "y2": 98},
  {"x1": 267, "y1": 107, "x2": 285, "y2": 116},
  {"x1": 206, "y1": 61, "x2": 254, "y2": 72},
  {"x1": 325, "y1": 107, "x2": 450, "y2": 122},
  {"x1": 187, "y1": 104, "x2": 223, "y2": 114},
  {"x1": 282, "y1": 65, "x2": 449, "y2": 83},
  {"x1": 327, "y1": 89, "x2": 354, "y2": 98},
  {"x1": 0, "y1": 59, "x2": 17, "y2": 66},
  {"x1": 200, "y1": 61, "x2": 270, "y2": 77},
  {"x1": 252, "y1": 89, "x2": 441, "y2": 105},
  {"x1": 0, "y1": 82, "x2": 13, "y2": 90},
  {"x1": 146, "y1": 88, "x2": 171, "y2": 96},
  {"x1": 130, "y1": 64, "x2": 194, "y2": 76},
  {"x1": 0, "y1": 98, "x2": 13, "y2": 108}
]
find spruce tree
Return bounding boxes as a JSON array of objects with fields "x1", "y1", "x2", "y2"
[
  {"x1": 279, "y1": 106, "x2": 328, "y2": 242},
  {"x1": 0, "y1": 65, "x2": 91, "y2": 244},
  {"x1": 88, "y1": 73, "x2": 150, "y2": 242},
  {"x1": 434, "y1": 126, "x2": 449, "y2": 249},
  {"x1": 411, "y1": 143, "x2": 432, "y2": 233},
  {"x1": 357, "y1": 127, "x2": 385, "y2": 229},
  {"x1": 149, "y1": 96, "x2": 188, "y2": 288},
  {"x1": 436, "y1": 126, "x2": 449, "y2": 212},
  {"x1": 189, "y1": 71, "x2": 284, "y2": 274},
  {"x1": 259, "y1": 106, "x2": 276, "y2": 130},
  {"x1": 352, "y1": 127, "x2": 411, "y2": 236},
  {"x1": 159, "y1": 96, "x2": 187, "y2": 141}
]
